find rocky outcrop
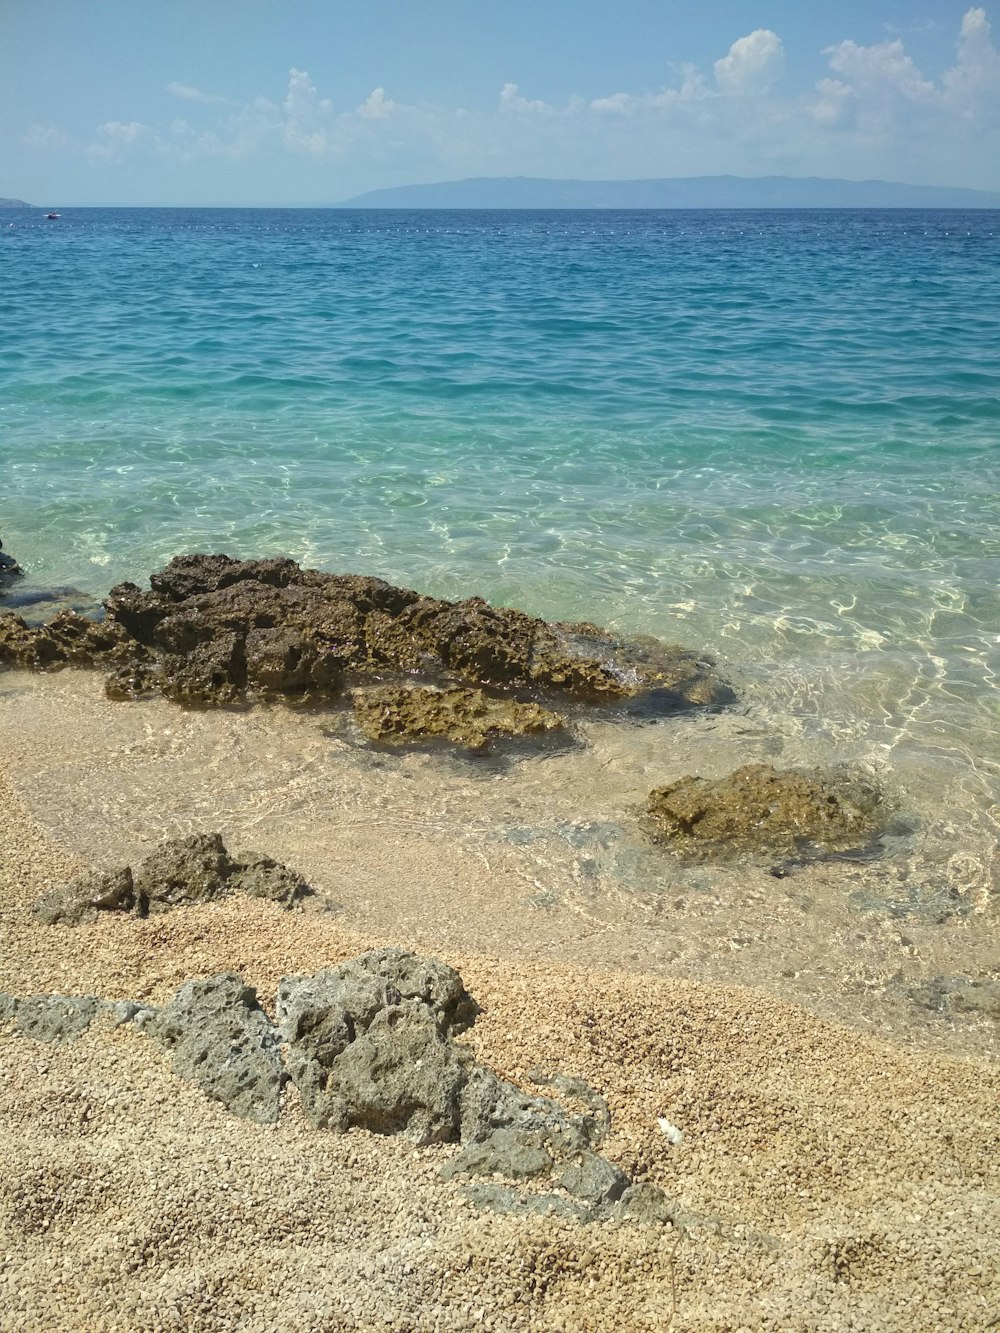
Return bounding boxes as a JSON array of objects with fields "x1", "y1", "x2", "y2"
[
  {"x1": 276, "y1": 949, "x2": 480, "y2": 1141},
  {"x1": 33, "y1": 833, "x2": 310, "y2": 925},
  {"x1": 0, "y1": 554, "x2": 729, "y2": 722},
  {"x1": 139, "y1": 974, "x2": 284, "y2": 1124},
  {"x1": 646, "y1": 763, "x2": 889, "y2": 862},
  {"x1": 352, "y1": 684, "x2": 565, "y2": 751},
  {"x1": 0, "y1": 537, "x2": 21, "y2": 592},
  {"x1": 3, "y1": 948, "x2": 679, "y2": 1225},
  {"x1": 13, "y1": 994, "x2": 101, "y2": 1043}
]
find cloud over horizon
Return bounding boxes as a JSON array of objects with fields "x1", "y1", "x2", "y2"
[{"x1": 22, "y1": 7, "x2": 1000, "y2": 197}]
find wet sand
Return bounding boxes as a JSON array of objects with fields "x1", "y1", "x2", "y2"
[{"x1": 1, "y1": 669, "x2": 998, "y2": 1330}]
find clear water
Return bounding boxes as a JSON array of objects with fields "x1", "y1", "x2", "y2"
[{"x1": 2, "y1": 207, "x2": 999, "y2": 888}]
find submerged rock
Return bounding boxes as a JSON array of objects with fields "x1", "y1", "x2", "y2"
[
  {"x1": 646, "y1": 762, "x2": 889, "y2": 862},
  {"x1": 0, "y1": 608, "x2": 135, "y2": 672},
  {"x1": 907, "y1": 976, "x2": 1000, "y2": 1021},
  {"x1": 140, "y1": 973, "x2": 284, "y2": 1124},
  {"x1": 33, "y1": 833, "x2": 311, "y2": 924},
  {"x1": 352, "y1": 683, "x2": 566, "y2": 751},
  {"x1": 1, "y1": 553, "x2": 731, "y2": 722}
]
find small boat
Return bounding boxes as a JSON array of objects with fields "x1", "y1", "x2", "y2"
[{"x1": 45, "y1": 211, "x2": 60, "y2": 220}]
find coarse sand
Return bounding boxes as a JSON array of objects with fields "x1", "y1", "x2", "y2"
[{"x1": 1, "y1": 679, "x2": 998, "y2": 1330}]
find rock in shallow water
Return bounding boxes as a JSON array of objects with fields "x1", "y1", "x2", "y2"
[
  {"x1": 646, "y1": 762, "x2": 890, "y2": 862},
  {"x1": 0, "y1": 554, "x2": 730, "y2": 722},
  {"x1": 351, "y1": 683, "x2": 566, "y2": 751}
]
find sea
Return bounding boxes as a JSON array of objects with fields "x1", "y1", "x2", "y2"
[{"x1": 2, "y1": 206, "x2": 999, "y2": 916}]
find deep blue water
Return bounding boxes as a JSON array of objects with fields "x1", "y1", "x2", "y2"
[{"x1": 2, "y1": 207, "x2": 999, "y2": 780}]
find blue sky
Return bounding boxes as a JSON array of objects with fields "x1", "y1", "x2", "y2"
[{"x1": 3, "y1": 1, "x2": 999, "y2": 204}]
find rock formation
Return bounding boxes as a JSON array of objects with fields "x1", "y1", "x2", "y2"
[
  {"x1": 0, "y1": 554, "x2": 730, "y2": 723},
  {"x1": 1, "y1": 947, "x2": 680, "y2": 1225},
  {"x1": 351, "y1": 683, "x2": 565, "y2": 750},
  {"x1": 0, "y1": 537, "x2": 22, "y2": 592},
  {"x1": 646, "y1": 762, "x2": 889, "y2": 862},
  {"x1": 33, "y1": 832, "x2": 310, "y2": 925}
]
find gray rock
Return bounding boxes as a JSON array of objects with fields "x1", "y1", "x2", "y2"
[
  {"x1": 134, "y1": 832, "x2": 234, "y2": 911},
  {"x1": 141, "y1": 973, "x2": 284, "y2": 1124},
  {"x1": 278, "y1": 949, "x2": 478, "y2": 1140},
  {"x1": 15, "y1": 994, "x2": 100, "y2": 1042},
  {"x1": 458, "y1": 1065, "x2": 593, "y2": 1156},
  {"x1": 611, "y1": 1182, "x2": 682, "y2": 1226},
  {"x1": 101, "y1": 999, "x2": 153, "y2": 1028},
  {"x1": 322, "y1": 1001, "x2": 471, "y2": 1142},
  {"x1": 0, "y1": 992, "x2": 20, "y2": 1021},
  {"x1": 32, "y1": 866, "x2": 136, "y2": 925},
  {"x1": 460, "y1": 1183, "x2": 594, "y2": 1224},
  {"x1": 228, "y1": 853, "x2": 310, "y2": 907},
  {"x1": 555, "y1": 1150, "x2": 629, "y2": 1205},
  {"x1": 441, "y1": 1127, "x2": 556, "y2": 1182}
]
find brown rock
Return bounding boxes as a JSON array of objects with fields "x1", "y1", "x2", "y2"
[
  {"x1": 32, "y1": 867, "x2": 137, "y2": 926},
  {"x1": 646, "y1": 762, "x2": 888, "y2": 861},
  {"x1": 352, "y1": 684, "x2": 566, "y2": 751}
]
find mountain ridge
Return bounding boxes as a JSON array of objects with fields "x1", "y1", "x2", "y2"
[{"x1": 336, "y1": 174, "x2": 1000, "y2": 209}]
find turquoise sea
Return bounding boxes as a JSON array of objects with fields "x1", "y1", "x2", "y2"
[{"x1": 2, "y1": 207, "x2": 999, "y2": 888}]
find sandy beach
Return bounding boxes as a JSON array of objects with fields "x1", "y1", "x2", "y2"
[{"x1": 1, "y1": 662, "x2": 998, "y2": 1332}]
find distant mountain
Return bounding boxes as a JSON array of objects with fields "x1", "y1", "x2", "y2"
[
  {"x1": 0, "y1": 197, "x2": 33, "y2": 208},
  {"x1": 337, "y1": 175, "x2": 1000, "y2": 210}
]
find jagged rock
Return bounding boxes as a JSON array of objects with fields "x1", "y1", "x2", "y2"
[
  {"x1": 33, "y1": 834, "x2": 311, "y2": 924},
  {"x1": 95, "y1": 553, "x2": 731, "y2": 712},
  {"x1": 0, "y1": 538, "x2": 21, "y2": 590},
  {"x1": 908, "y1": 976, "x2": 1000, "y2": 1021},
  {"x1": 133, "y1": 832, "x2": 236, "y2": 911},
  {"x1": 103, "y1": 999, "x2": 152, "y2": 1028},
  {"x1": 459, "y1": 1180, "x2": 682, "y2": 1227},
  {"x1": 440, "y1": 1128, "x2": 557, "y2": 1181},
  {"x1": 0, "y1": 608, "x2": 135, "y2": 672},
  {"x1": 140, "y1": 973, "x2": 284, "y2": 1124},
  {"x1": 352, "y1": 684, "x2": 566, "y2": 750},
  {"x1": 15, "y1": 994, "x2": 100, "y2": 1043},
  {"x1": 0, "y1": 993, "x2": 19, "y2": 1022},
  {"x1": 277, "y1": 949, "x2": 479, "y2": 1142},
  {"x1": 616, "y1": 1189, "x2": 688, "y2": 1226},
  {"x1": 646, "y1": 763, "x2": 889, "y2": 861},
  {"x1": 228, "y1": 853, "x2": 312, "y2": 907},
  {"x1": 555, "y1": 1150, "x2": 629, "y2": 1205},
  {"x1": 32, "y1": 866, "x2": 137, "y2": 925},
  {"x1": 459, "y1": 1183, "x2": 595, "y2": 1224},
  {"x1": 134, "y1": 833, "x2": 310, "y2": 912}
]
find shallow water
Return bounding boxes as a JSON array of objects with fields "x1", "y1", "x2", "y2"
[{"x1": 2, "y1": 206, "x2": 999, "y2": 903}]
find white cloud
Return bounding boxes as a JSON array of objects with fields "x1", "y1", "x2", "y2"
[
  {"x1": 825, "y1": 38, "x2": 937, "y2": 103},
  {"x1": 23, "y1": 124, "x2": 69, "y2": 152},
  {"x1": 944, "y1": 6, "x2": 1000, "y2": 116},
  {"x1": 358, "y1": 87, "x2": 397, "y2": 120},
  {"x1": 166, "y1": 82, "x2": 231, "y2": 106},
  {"x1": 87, "y1": 121, "x2": 156, "y2": 160},
  {"x1": 714, "y1": 29, "x2": 785, "y2": 96},
  {"x1": 62, "y1": 10, "x2": 1000, "y2": 192},
  {"x1": 499, "y1": 83, "x2": 556, "y2": 114}
]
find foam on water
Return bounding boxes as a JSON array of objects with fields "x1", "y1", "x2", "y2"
[{"x1": 2, "y1": 207, "x2": 999, "y2": 895}]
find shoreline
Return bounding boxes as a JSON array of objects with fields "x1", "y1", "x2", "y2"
[
  {"x1": 1, "y1": 550, "x2": 998, "y2": 1327},
  {"x1": 1, "y1": 712, "x2": 998, "y2": 1328}
]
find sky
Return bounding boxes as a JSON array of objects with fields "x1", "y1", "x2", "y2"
[{"x1": 2, "y1": 0, "x2": 999, "y2": 205}]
